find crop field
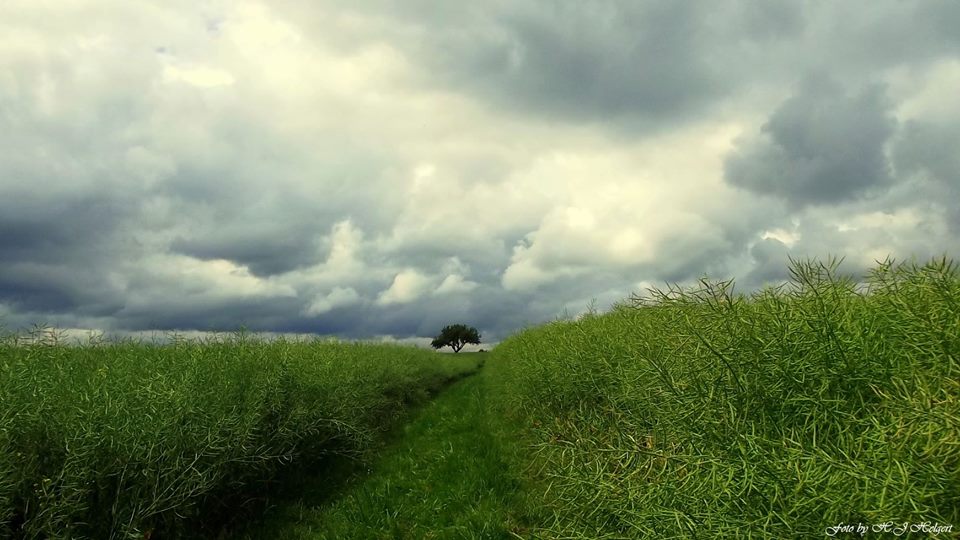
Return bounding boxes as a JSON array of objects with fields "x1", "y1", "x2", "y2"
[
  {"x1": 488, "y1": 257, "x2": 960, "y2": 538},
  {"x1": 0, "y1": 334, "x2": 479, "y2": 539},
  {"x1": 0, "y1": 257, "x2": 957, "y2": 539}
]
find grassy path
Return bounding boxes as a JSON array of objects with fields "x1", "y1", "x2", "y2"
[{"x1": 239, "y1": 369, "x2": 529, "y2": 539}]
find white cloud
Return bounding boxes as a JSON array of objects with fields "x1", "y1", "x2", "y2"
[
  {"x1": 372, "y1": 334, "x2": 433, "y2": 348},
  {"x1": 162, "y1": 63, "x2": 235, "y2": 87},
  {"x1": 497, "y1": 129, "x2": 750, "y2": 290},
  {"x1": 502, "y1": 244, "x2": 583, "y2": 292},
  {"x1": 834, "y1": 209, "x2": 924, "y2": 233},
  {"x1": 891, "y1": 59, "x2": 960, "y2": 122},
  {"x1": 376, "y1": 269, "x2": 432, "y2": 305},
  {"x1": 282, "y1": 221, "x2": 366, "y2": 287},
  {"x1": 303, "y1": 286, "x2": 360, "y2": 316},
  {"x1": 761, "y1": 227, "x2": 801, "y2": 247},
  {"x1": 434, "y1": 274, "x2": 478, "y2": 295},
  {"x1": 124, "y1": 255, "x2": 297, "y2": 309}
]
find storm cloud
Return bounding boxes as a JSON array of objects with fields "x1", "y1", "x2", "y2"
[
  {"x1": 724, "y1": 76, "x2": 897, "y2": 206},
  {"x1": 1, "y1": 0, "x2": 959, "y2": 344}
]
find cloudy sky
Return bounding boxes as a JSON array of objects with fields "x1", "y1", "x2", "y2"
[{"x1": 1, "y1": 1, "x2": 958, "y2": 345}]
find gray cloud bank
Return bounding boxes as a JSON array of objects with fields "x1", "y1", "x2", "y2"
[{"x1": 1, "y1": 0, "x2": 959, "y2": 344}]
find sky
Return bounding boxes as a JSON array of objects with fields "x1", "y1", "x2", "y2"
[{"x1": 1, "y1": 1, "x2": 959, "y2": 346}]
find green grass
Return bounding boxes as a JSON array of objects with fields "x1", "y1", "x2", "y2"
[
  {"x1": 488, "y1": 256, "x2": 960, "y2": 538},
  {"x1": 0, "y1": 332, "x2": 479, "y2": 539},
  {"x1": 240, "y1": 359, "x2": 536, "y2": 539}
]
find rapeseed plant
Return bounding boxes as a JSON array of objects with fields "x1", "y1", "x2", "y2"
[
  {"x1": 490, "y1": 256, "x2": 959, "y2": 538},
  {"x1": 0, "y1": 333, "x2": 477, "y2": 539}
]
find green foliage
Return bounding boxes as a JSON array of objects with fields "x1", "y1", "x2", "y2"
[
  {"x1": 488, "y1": 256, "x2": 960, "y2": 538},
  {"x1": 242, "y1": 370, "x2": 534, "y2": 539},
  {"x1": 0, "y1": 333, "x2": 477, "y2": 539},
  {"x1": 430, "y1": 324, "x2": 481, "y2": 353}
]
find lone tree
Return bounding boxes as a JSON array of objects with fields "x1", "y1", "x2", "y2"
[{"x1": 430, "y1": 324, "x2": 481, "y2": 353}]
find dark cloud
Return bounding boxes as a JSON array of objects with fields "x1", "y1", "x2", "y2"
[
  {"x1": 171, "y1": 233, "x2": 325, "y2": 278},
  {"x1": 2, "y1": 0, "x2": 959, "y2": 344},
  {"x1": 0, "y1": 259, "x2": 127, "y2": 317},
  {"x1": 825, "y1": 2, "x2": 960, "y2": 70},
  {"x1": 893, "y1": 119, "x2": 960, "y2": 233},
  {"x1": 0, "y1": 192, "x2": 132, "y2": 263},
  {"x1": 276, "y1": 1, "x2": 960, "y2": 133},
  {"x1": 724, "y1": 76, "x2": 897, "y2": 206},
  {"x1": 272, "y1": 1, "x2": 739, "y2": 129},
  {"x1": 893, "y1": 120, "x2": 960, "y2": 189},
  {"x1": 114, "y1": 296, "x2": 305, "y2": 333},
  {"x1": 736, "y1": 1, "x2": 805, "y2": 41},
  {"x1": 0, "y1": 189, "x2": 139, "y2": 317},
  {"x1": 744, "y1": 238, "x2": 794, "y2": 286},
  {"x1": 277, "y1": 0, "x2": 959, "y2": 140},
  {"x1": 0, "y1": 277, "x2": 77, "y2": 314},
  {"x1": 447, "y1": 1, "x2": 725, "y2": 124}
]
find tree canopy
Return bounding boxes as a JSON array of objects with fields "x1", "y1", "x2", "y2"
[{"x1": 430, "y1": 324, "x2": 481, "y2": 353}]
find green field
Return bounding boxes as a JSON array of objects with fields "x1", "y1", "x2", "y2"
[
  {"x1": 0, "y1": 334, "x2": 479, "y2": 539},
  {"x1": 490, "y1": 257, "x2": 959, "y2": 538},
  {"x1": 1, "y1": 257, "x2": 958, "y2": 539}
]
